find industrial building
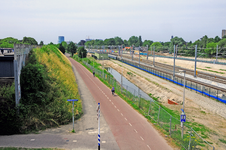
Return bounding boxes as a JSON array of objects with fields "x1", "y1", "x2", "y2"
[
  {"x1": 222, "y1": 30, "x2": 226, "y2": 38},
  {"x1": 58, "y1": 36, "x2": 64, "y2": 44}
]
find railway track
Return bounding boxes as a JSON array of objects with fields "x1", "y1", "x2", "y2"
[{"x1": 112, "y1": 53, "x2": 226, "y2": 85}]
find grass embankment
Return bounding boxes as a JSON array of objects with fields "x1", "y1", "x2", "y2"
[
  {"x1": 73, "y1": 55, "x2": 216, "y2": 149},
  {"x1": 0, "y1": 45, "x2": 82, "y2": 135}
]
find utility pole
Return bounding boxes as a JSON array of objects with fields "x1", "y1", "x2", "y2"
[
  {"x1": 146, "y1": 45, "x2": 148, "y2": 60},
  {"x1": 173, "y1": 45, "x2": 176, "y2": 80},
  {"x1": 216, "y1": 45, "x2": 218, "y2": 62},
  {"x1": 153, "y1": 46, "x2": 155, "y2": 66},
  {"x1": 97, "y1": 103, "x2": 100, "y2": 150},
  {"x1": 194, "y1": 45, "x2": 197, "y2": 77},
  {"x1": 139, "y1": 46, "x2": 141, "y2": 67}
]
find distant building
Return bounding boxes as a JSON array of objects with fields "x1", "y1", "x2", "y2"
[
  {"x1": 86, "y1": 39, "x2": 92, "y2": 42},
  {"x1": 171, "y1": 36, "x2": 173, "y2": 39},
  {"x1": 58, "y1": 36, "x2": 64, "y2": 44},
  {"x1": 222, "y1": 30, "x2": 226, "y2": 38},
  {"x1": 65, "y1": 41, "x2": 72, "y2": 44}
]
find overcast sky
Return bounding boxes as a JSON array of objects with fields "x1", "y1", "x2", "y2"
[{"x1": 0, "y1": 0, "x2": 226, "y2": 44}]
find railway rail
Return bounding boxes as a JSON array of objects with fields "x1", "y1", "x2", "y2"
[{"x1": 112, "y1": 53, "x2": 226, "y2": 85}]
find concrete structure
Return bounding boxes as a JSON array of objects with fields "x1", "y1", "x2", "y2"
[
  {"x1": 222, "y1": 30, "x2": 226, "y2": 38},
  {"x1": 58, "y1": 36, "x2": 64, "y2": 44},
  {"x1": 94, "y1": 52, "x2": 109, "y2": 60}
]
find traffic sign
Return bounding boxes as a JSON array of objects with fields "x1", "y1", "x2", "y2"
[
  {"x1": 180, "y1": 114, "x2": 186, "y2": 122},
  {"x1": 67, "y1": 99, "x2": 78, "y2": 101}
]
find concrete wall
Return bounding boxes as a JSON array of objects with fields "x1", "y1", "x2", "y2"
[
  {"x1": 94, "y1": 53, "x2": 108, "y2": 60},
  {"x1": 0, "y1": 56, "x2": 14, "y2": 77}
]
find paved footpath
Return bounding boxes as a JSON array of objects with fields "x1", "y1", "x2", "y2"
[
  {"x1": 67, "y1": 57, "x2": 173, "y2": 150},
  {"x1": 0, "y1": 54, "x2": 119, "y2": 150}
]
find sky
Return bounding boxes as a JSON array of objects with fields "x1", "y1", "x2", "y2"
[{"x1": 0, "y1": 0, "x2": 226, "y2": 44}]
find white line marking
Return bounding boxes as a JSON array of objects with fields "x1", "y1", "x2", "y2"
[
  {"x1": 121, "y1": 113, "x2": 123, "y2": 116},
  {"x1": 129, "y1": 123, "x2": 132, "y2": 126},
  {"x1": 102, "y1": 141, "x2": 106, "y2": 143},
  {"x1": 114, "y1": 106, "x2": 116, "y2": 108},
  {"x1": 140, "y1": 136, "x2": 144, "y2": 141},
  {"x1": 117, "y1": 109, "x2": 120, "y2": 111},
  {"x1": 125, "y1": 118, "x2": 127, "y2": 121},
  {"x1": 147, "y1": 145, "x2": 151, "y2": 149},
  {"x1": 73, "y1": 140, "x2": 77, "y2": 142},
  {"x1": 30, "y1": 139, "x2": 35, "y2": 141},
  {"x1": 134, "y1": 129, "x2": 137, "y2": 133}
]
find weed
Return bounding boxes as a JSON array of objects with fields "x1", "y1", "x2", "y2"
[{"x1": 219, "y1": 139, "x2": 226, "y2": 144}]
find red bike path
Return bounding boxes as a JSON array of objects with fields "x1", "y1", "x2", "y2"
[{"x1": 68, "y1": 57, "x2": 173, "y2": 150}]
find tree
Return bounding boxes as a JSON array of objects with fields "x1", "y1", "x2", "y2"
[
  {"x1": 138, "y1": 36, "x2": 142, "y2": 46},
  {"x1": 151, "y1": 42, "x2": 163, "y2": 52},
  {"x1": 59, "y1": 43, "x2": 65, "y2": 54},
  {"x1": 22, "y1": 37, "x2": 38, "y2": 45},
  {"x1": 114, "y1": 37, "x2": 124, "y2": 45},
  {"x1": 104, "y1": 38, "x2": 115, "y2": 45},
  {"x1": 170, "y1": 36, "x2": 186, "y2": 47},
  {"x1": 223, "y1": 35, "x2": 226, "y2": 39},
  {"x1": 67, "y1": 42, "x2": 77, "y2": 56},
  {"x1": 39, "y1": 41, "x2": 44, "y2": 46},
  {"x1": 94, "y1": 39, "x2": 104, "y2": 46},
  {"x1": 204, "y1": 42, "x2": 217, "y2": 55},
  {"x1": 214, "y1": 36, "x2": 221, "y2": 43},
  {"x1": 199, "y1": 35, "x2": 208, "y2": 48},
  {"x1": 218, "y1": 38, "x2": 226, "y2": 48},
  {"x1": 77, "y1": 46, "x2": 87, "y2": 58},
  {"x1": 61, "y1": 41, "x2": 67, "y2": 51},
  {"x1": 128, "y1": 36, "x2": 139, "y2": 46},
  {"x1": 142, "y1": 40, "x2": 153, "y2": 48},
  {"x1": 123, "y1": 40, "x2": 128, "y2": 46}
]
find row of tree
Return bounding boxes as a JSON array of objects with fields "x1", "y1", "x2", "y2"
[
  {"x1": 52, "y1": 41, "x2": 86, "y2": 58},
  {"x1": 0, "y1": 37, "x2": 43, "y2": 48}
]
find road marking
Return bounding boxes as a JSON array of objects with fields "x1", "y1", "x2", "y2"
[
  {"x1": 30, "y1": 139, "x2": 35, "y2": 141},
  {"x1": 102, "y1": 141, "x2": 106, "y2": 143},
  {"x1": 147, "y1": 145, "x2": 151, "y2": 149},
  {"x1": 125, "y1": 118, "x2": 127, "y2": 121},
  {"x1": 73, "y1": 140, "x2": 77, "y2": 142},
  {"x1": 129, "y1": 123, "x2": 132, "y2": 126},
  {"x1": 140, "y1": 136, "x2": 144, "y2": 141},
  {"x1": 117, "y1": 109, "x2": 120, "y2": 111},
  {"x1": 134, "y1": 129, "x2": 137, "y2": 133},
  {"x1": 121, "y1": 113, "x2": 123, "y2": 116}
]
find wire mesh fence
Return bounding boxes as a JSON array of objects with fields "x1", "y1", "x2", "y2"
[{"x1": 83, "y1": 60, "x2": 215, "y2": 150}]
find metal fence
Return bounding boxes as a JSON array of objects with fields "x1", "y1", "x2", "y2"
[
  {"x1": 82, "y1": 60, "x2": 215, "y2": 150},
  {"x1": 14, "y1": 44, "x2": 35, "y2": 107},
  {"x1": 121, "y1": 59, "x2": 226, "y2": 104}
]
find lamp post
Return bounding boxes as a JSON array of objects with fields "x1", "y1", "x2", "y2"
[{"x1": 179, "y1": 69, "x2": 186, "y2": 139}]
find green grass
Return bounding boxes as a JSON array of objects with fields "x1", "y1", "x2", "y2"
[
  {"x1": 197, "y1": 67, "x2": 224, "y2": 74},
  {"x1": 219, "y1": 138, "x2": 226, "y2": 144},
  {"x1": 205, "y1": 67, "x2": 211, "y2": 69},
  {"x1": 220, "y1": 69, "x2": 226, "y2": 71}
]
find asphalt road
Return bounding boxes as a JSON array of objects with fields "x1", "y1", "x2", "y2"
[{"x1": 68, "y1": 57, "x2": 173, "y2": 150}]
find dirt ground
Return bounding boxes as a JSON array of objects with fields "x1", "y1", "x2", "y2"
[
  {"x1": 98, "y1": 58, "x2": 226, "y2": 150},
  {"x1": 145, "y1": 55, "x2": 226, "y2": 77}
]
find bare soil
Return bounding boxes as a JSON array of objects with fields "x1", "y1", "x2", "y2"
[{"x1": 98, "y1": 59, "x2": 226, "y2": 150}]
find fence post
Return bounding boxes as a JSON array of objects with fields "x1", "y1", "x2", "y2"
[
  {"x1": 169, "y1": 116, "x2": 172, "y2": 137},
  {"x1": 148, "y1": 100, "x2": 152, "y2": 115},
  {"x1": 188, "y1": 131, "x2": 192, "y2": 150},
  {"x1": 158, "y1": 106, "x2": 161, "y2": 124}
]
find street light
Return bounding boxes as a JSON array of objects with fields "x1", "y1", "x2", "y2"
[{"x1": 179, "y1": 69, "x2": 186, "y2": 139}]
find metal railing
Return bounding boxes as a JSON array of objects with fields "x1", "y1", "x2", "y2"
[{"x1": 82, "y1": 60, "x2": 215, "y2": 150}]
